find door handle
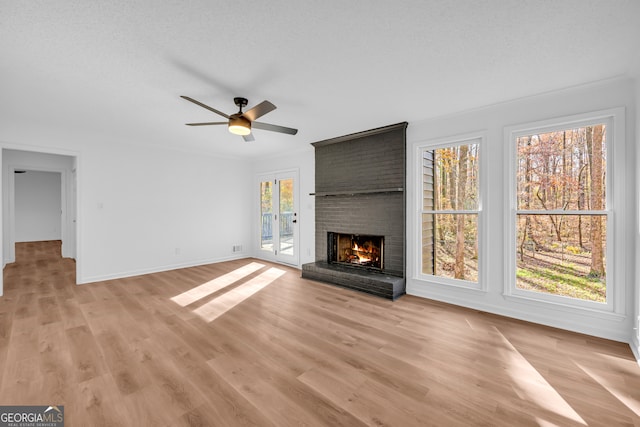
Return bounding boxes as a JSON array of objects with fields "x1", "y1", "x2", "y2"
[{"x1": 292, "y1": 219, "x2": 297, "y2": 223}]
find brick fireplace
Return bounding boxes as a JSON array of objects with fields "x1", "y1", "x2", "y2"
[{"x1": 301, "y1": 122, "x2": 407, "y2": 299}]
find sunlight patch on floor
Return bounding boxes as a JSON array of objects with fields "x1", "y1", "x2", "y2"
[
  {"x1": 576, "y1": 361, "x2": 640, "y2": 418},
  {"x1": 495, "y1": 329, "x2": 587, "y2": 425},
  {"x1": 170, "y1": 262, "x2": 265, "y2": 307},
  {"x1": 534, "y1": 418, "x2": 565, "y2": 427},
  {"x1": 597, "y1": 351, "x2": 640, "y2": 375},
  {"x1": 193, "y1": 267, "x2": 285, "y2": 322}
]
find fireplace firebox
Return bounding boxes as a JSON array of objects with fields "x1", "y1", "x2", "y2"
[{"x1": 328, "y1": 232, "x2": 384, "y2": 270}]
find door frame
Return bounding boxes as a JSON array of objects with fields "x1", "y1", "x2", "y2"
[
  {"x1": 0, "y1": 145, "x2": 81, "y2": 297},
  {"x1": 7, "y1": 166, "x2": 68, "y2": 263},
  {"x1": 255, "y1": 168, "x2": 300, "y2": 267}
]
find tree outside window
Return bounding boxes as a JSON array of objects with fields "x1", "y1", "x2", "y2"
[
  {"x1": 515, "y1": 125, "x2": 607, "y2": 302},
  {"x1": 421, "y1": 140, "x2": 480, "y2": 284}
]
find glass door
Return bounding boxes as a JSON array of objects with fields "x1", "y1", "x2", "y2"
[
  {"x1": 259, "y1": 180, "x2": 274, "y2": 252},
  {"x1": 277, "y1": 177, "x2": 295, "y2": 258},
  {"x1": 258, "y1": 170, "x2": 299, "y2": 265}
]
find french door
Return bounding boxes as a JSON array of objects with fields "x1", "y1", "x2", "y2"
[{"x1": 258, "y1": 170, "x2": 299, "y2": 266}]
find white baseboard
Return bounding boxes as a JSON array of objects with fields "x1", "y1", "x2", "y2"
[
  {"x1": 251, "y1": 254, "x2": 302, "y2": 270},
  {"x1": 77, "y1": 254, "x2": 250, "y2": 285},
  {"x1": 631, "y1": 334, "x2": 640, "y2": 366},
  {"x1": 407, "y1": 284, "x2": 630, "y2": 343}
]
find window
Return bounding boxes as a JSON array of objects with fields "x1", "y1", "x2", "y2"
[
  {"x1": 260, "y1": 180, "x2": 273, "y2": 251},
  {"x1": 420, "y1": 137, "x2": 481, "y2": 287},
  {"x1": 507, "y1": 112, "x2": 617, "y2": 309}
]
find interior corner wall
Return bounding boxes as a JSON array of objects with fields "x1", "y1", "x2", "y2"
[
  {"x1": 251, "y1": 148, "x2": 315, "y2": 268},
  {"x1": 633, "y1": 75, "x2": 640, "y2": 362},
  {"x1": 0, "y1": 148, "x2": 3, "y2": 292},
  {"x1": 406, "y1": 77, "x2": 637, "y2": 343}
]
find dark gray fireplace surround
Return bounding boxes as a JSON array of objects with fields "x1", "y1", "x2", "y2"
[{"x1": 301, "y1": 122, "x2": 407, "y2": 300}]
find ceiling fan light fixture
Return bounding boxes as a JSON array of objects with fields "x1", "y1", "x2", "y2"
[
  {"x1": 228, "y1": 115, "x2": 251, "y2": 136},
  {"x1": 182, "y1": 95, "x2": 297, "y2": 140}
]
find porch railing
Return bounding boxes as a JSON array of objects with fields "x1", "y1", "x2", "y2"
[{"x1": 261, "y1": 212, "x2": 294, "y2": 240}]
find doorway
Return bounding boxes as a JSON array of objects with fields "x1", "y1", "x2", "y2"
[
  {"x1": 1, "y1": 148, "x2": 79, "y2": 296},
  {"x1": 14, "y1": 170, "x2": 62, "y2": 244},
  {"x1": 258, "y1": 170, "x2": 299, "y2": 266}
]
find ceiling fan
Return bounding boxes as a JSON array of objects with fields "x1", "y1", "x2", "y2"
[{"x1": 181, "y1": 96, "x2": 298, "y2": 142}]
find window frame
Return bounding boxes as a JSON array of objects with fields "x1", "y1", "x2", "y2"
[
  {"x1": 504, "y1": 109, "x2": 624, "y2": 313},
  {"x1": 416, "y1": 133, "x2": 486, "y2": 291}
]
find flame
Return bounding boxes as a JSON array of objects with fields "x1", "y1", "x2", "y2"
[{"x1": 352, "y1": 242, "x2": 373, "y2": 263}]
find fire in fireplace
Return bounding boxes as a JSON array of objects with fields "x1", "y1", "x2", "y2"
[{"x1": 328, "y1": 232, "x2": 384, "y2": 270}]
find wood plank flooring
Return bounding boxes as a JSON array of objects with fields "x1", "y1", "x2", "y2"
[{"x1": 1, "y1": 240, "x2": 640, "y2": 426}]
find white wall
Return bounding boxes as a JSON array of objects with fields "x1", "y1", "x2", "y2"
[
  {"x1": 407, "y1": 77, "x2": 636, "y2": 343},
  {"x1": 251, "y1": 147, "x2": 315, "y2": 268},
  {"x1": 78, "y1": 142, "x2": 252, "y2": 283},
  {"x1": 15, "y1": 170, "x2": 61, "y2": 242}
]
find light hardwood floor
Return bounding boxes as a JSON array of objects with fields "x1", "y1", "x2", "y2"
[{"x1": 1, "y1": 241, "x2": 639, "y2": 426}]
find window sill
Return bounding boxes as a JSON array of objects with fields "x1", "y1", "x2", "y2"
[{"x1": 502, "y1": 293, "x2": 626, "y2": 322}]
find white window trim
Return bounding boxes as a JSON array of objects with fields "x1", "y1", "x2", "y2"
[
  {"x1": 415, "y1": 132, "x2": 487, "y2": 291},
  {"x1": 504, "y1": 108, "x2": 626, "y2": 315}
]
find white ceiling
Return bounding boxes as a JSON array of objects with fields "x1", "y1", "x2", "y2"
[{"x1": 2, "y1": 1, "x2": 639, "y2": 159}]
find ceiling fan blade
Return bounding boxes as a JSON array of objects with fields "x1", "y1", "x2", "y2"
[
  {"x1": 185, "y1": 122, "x2": 227, "y2": 126},
  {"x1": 242, "y1": 133, "x2": 255, "y2": 142},
  {"x1": 181, "y1": 96, "x2": 229, "y2": 119},
  {"x1": 243, "y1": 100, "x2": 276, "y2": 122},
  {"x1": 252, "y1": 121, "x2": 298, "y2": 135}
]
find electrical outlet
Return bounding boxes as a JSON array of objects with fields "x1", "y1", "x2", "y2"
[
  {"x1": 175, "y1": 247, "x2": 181, "y2": 255},
  {"x1": 232, "y1": 245, "x2": 243, "y2": 253}
]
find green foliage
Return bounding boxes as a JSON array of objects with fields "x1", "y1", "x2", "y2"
[
  {"x1": 516, "y1": 261, "x2": 605, "y2": 302},
  {"x1": 588, "y1": 270, "x2": 603, "y2": 279}
]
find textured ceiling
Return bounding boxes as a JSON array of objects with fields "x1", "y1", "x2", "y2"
[{"x1": 2, "y1": 1, "x2": 639, "y2": 158}]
